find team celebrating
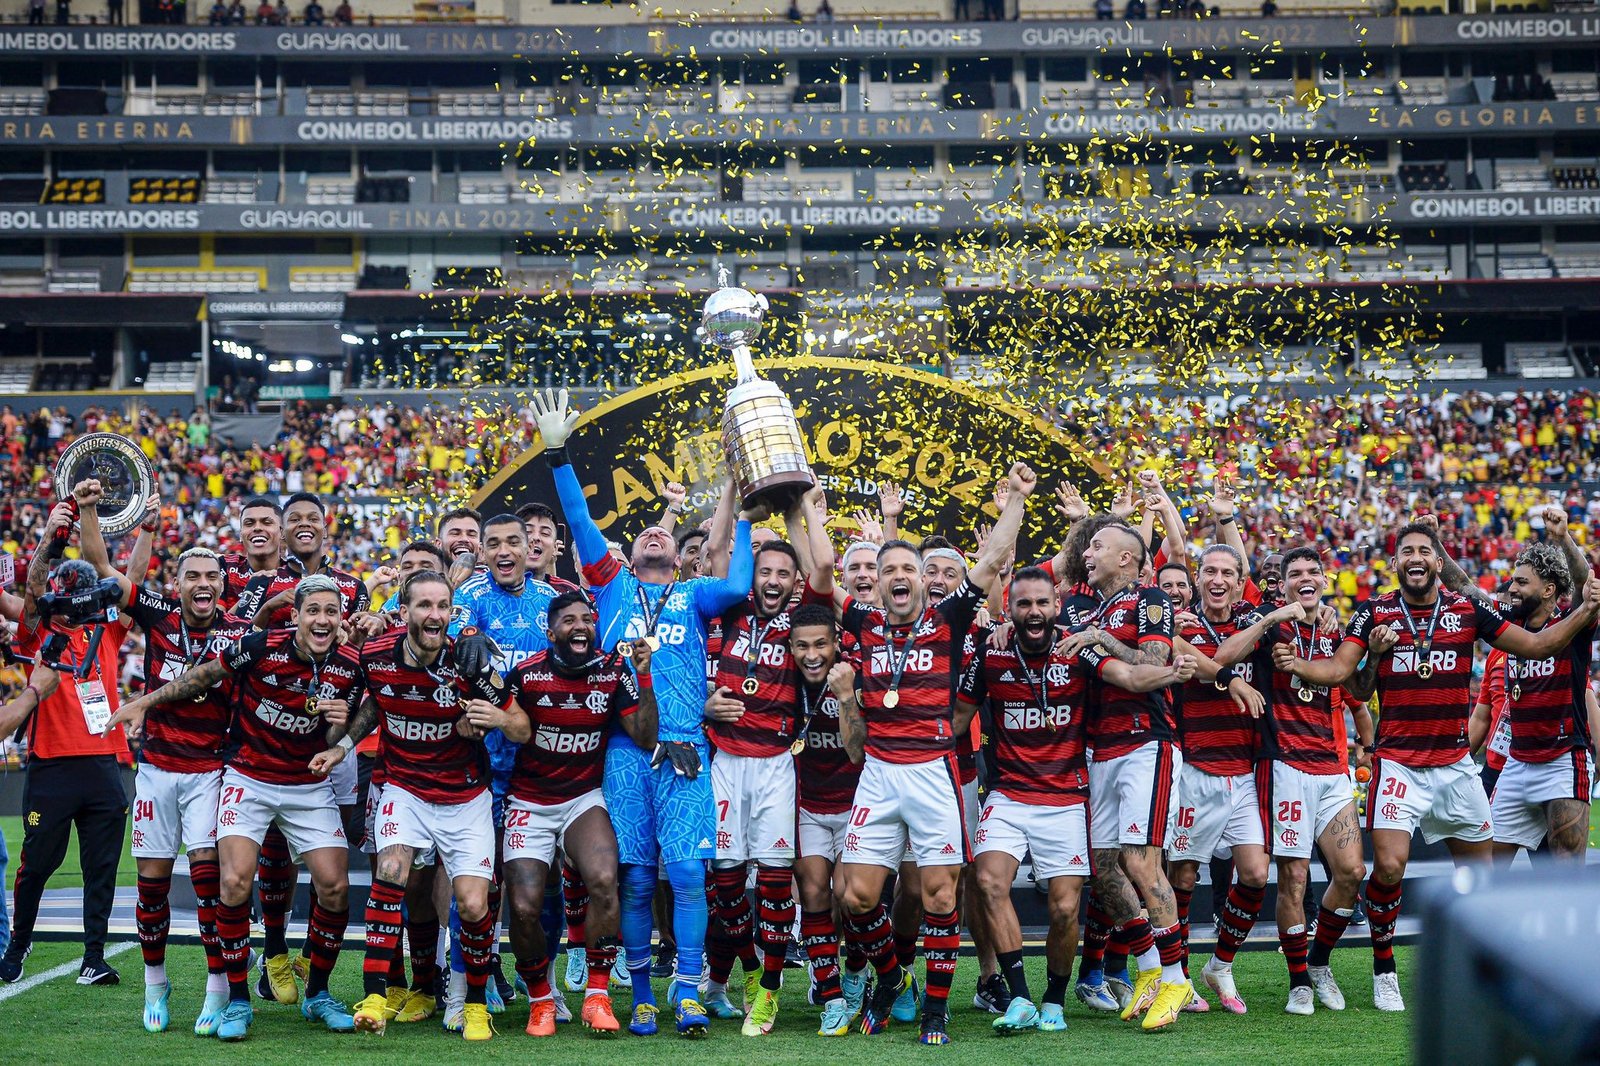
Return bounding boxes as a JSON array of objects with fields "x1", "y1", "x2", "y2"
[{"x1": 18, "y1": 386, "x2": 1597, "y2": 1045}]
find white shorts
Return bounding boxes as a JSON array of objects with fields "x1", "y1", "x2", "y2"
[
  {"x1": 798, "y1": 808, "x2": 849, "y2": 863},
  {"x1": 132, "y1": 764, "x2": 221, "y2": 859},
  {"x1": 375, "y1": 785, "x2": 495, "y2": 882},
  {"x1": 1262, "y1": 763, "x2": 1353, "y2": 859},
  {"x1": 961, "y1": 777, "x2": 981, "y2": 839},
  {"x1": 503, "y1": 790, "x2": 608, "y2": 868},
  {"x1": 1365, "y1": 754, "x2": 1493, "y2": 845},
  {"x1": 217, "y1": 768, "x2": 346, "y2": 862},
  {"x1": 712, "y1": 750, "x2": 797, "y2": 864},
  {"x1": 974, "y1": 790, "x2": 1091, "y2": 881},
  {"x1": 843, "y1": 755, "x2": 968, "y2": 869},
  {"x1": 1490, "y1": 750, "x2": 1594, "y2": 850},
  {"x1": 1168, "y1": 767, "x2": 1263, "y2": 863},
  {"x1": 329, "y1": 752, "x2": 358, "y2": 806},
  {"x1": 1089, "y1": 740, "x2": 1182, "y2": 850}
]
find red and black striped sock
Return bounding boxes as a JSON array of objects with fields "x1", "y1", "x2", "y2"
[
  {"x1": 1308, "y1": 905, "x2": 1353, "y2": 968},
  {"x1": 407, "y1": 914, "x2": 439, "y2": 993},
  {"x1": 458, "y1": 911, "x2": 495, "y2": 1005},
  {"x1": 708, "y1": 865, "x2": 757, "y2": 984},
  {"x1": 754, "y1": 866, "x2": 795, "y2": 992},
  {"x1": 1105, "y1": 922, "x2": 1134, "y2": 975},
  {"x1": 1118, "y1": 917, "x2": 1155, "y2": 968},
  {"x1": 188, "y1": 859, "x2": 224, "y2": 979},
  {"x1": 920, "y1": 909, "x2": 960, "y2": 1013},
  {"x1": 514, "y1": 954, "x2": 551, "y2": 1002},
  {"x1": 801, "y1": 909, "x2": 843, "y2": 1003},
  {"x1": 1213, "y1": 881, "x2": 1264, "y2": 964},
  {"x1": 136, "y1": 875, "x2": 172, "y2": 973},
  {"x1": 216, "y1": 899, "x2": 253, "y2": 1002},
  {"x1": 255, "y1": 827, "x2": 295, "y2": 958},
  {"x1": 1280, "y1": 924, "x2": 1310, "y2": 988},
  {"x1": 586, "y1": 936, "x2": 618, "y2": 997},
  {"x1": 1081, "y1": 897, "x2": 1111, "y2": 973},
  {"x1": 843, "y1": 902, "x2": 900, "y2": 978},
  {"x1": 1365, "y1": 877, "x2": 1403, "y2": 975},
  {"x1": 1173, "y1": 887, "x2": 1193, "y2": 977},
  {"x1": 562, "y1": 862, "x2": 589, "y2": 952},
  {"x1": 1153, "y1": 922, "x2": 1185, "y2": 976},
  {"x1": 894, "y1": 930, "x2": 918, "y2": 972},
  {"x1": 362, "y1": 878, "x2": 405, "y2": 998},
  {"x1": 304, "y1": 903, "x2": 348, "y2": 998}
]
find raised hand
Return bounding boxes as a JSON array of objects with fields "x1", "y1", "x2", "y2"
[
  {"x1": 1054, "y1": 481, "x2": 1087, "y2": 523},
  {"x1": 877, "y1": 480, "x2": 904, "y2": 520},
  {"x1": 662, "y1": 481, "x2": 687, "y2": 511},
  {"x1": 1008, "y1": 462, "x2": 1038, "y2": 499},
  {"x1": 530, "y1": 387, "x2": 581, "y2": 450}
]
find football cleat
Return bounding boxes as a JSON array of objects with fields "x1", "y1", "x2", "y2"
[
  {"x1": 1373, "y1": 972, "x2": 1406, "y2": 1012},
  {"x1": 78, "y1": 957, "x2": 120, "y2": 986},
  {"x1": 291, "y1": 952, "x2": 309, "y2": 984},
  {"x1": 629, "y1": 1002, "x2": 660, "y2": 1036},
  {"x1": 394, "y1": 989, "x2": 437, "y2": 1022},
  {"x1": 841, "y1": 966, "x2": 869, "y2": 1021},
  {"x1": 462, "y1": 1002, "x2": 494, "y2": 1042},
  {"x1": 1074, "y1": 974, "x2": 1120, "y2": 1013},
  {"x1": 1120, "y1": 968, "x2": 1162, "y2": 1021},
  {"x1": 383, "y1": 985, "x2": 408, "y2": 1018},
  {"x1": 493, "y1": 964, "x2": 517, "y2": 1007},
  {"x1": 485, "y1": 973, "x2": 506, "y2": 1014},
  {"x1": 1141, "y1": 980, "x2": 1194, "y2": 1031},
  {"x1": 195, "y1": 990, "x2": 230, "y2": 1037},
  {"x1": 973, "y1": 973, "x2": 1012, "y2": 1015},
  {"x1": 743, "y1": 969, "x2": 762, "y2": 1012},
  {"x1": 1202, "y1": 957, "x2": 1247, "y2": 1015},
  {"x1": 818, "y1": 997, "x2": 853, "y2": 1036},
  {"x1": 919, "y1": 1009, "x2": 950, "y2": 1045},
  {"x1": 553, "y1": 988, "x2": 572, "y2": 1023},
  {"x1": 611, "y1": 954, "x2": 631, "y2": 987},
  {"x1": 1037, "y1": 1003, "x2": 1068, "y2": 1032},
  {"x1": 353, "y1": 992, "x2": 391, "y2": 1035},
  {"x1": 143, "y1": 981, "x2": 171, "y2": 1032},
  {"x1": 670, "y1": 982, "x2": 710, "y2": 1038},
  {"x1": 1286, "y1": 986, "x2": 1314, "y2": 1016},
  {"x1": 741, "y1": 987, "x2": 779, "y2": 1036},
  {"x1": 215, "y1": 999, "x2": 254, "y2": 1041},
  {"x1": 302, "y1": 991, "x2": 355, "y2": 1032},
  {"x1": 861, "y1": 967, "x2": 908, "y2": 1035},
  {"x1": 525, "y1": 998, "x2": 557, "y2": 1037},
  {"x1": 1182, "y1": 992, "x2": 1210, "y2": 1013},
  {"x1": 993, "y1": 996, "x2": 1040, "y2": 1035},
  {"x1": 1106, "y1": 969, "x2": 1135, "y2": 1011},
  {"x1": 1308, "y1": 966, "x2": 1346, "y2": 1011},
  {"x1": 581, "y1": 993, "x2": 621, "y2": 1036},
  {"x1": 565, "y1": 951, "x2": 589, "y2": 993},
  {"x1": 258, "y1": 953, "x2": 299, "y2": 1005},
  {"x1": 702, "y1": 985, "x2": 744, "y2": 1019},
  {"x1": 891, "y1": 973, "x2": 922, "y2": 1023}
]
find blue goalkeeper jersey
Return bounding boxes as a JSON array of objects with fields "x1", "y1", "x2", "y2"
[{"x1": 453, "y1": 570, "x2": 560, "y2": 789}]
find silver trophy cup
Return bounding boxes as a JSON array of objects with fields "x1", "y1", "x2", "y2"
[
  {"x1": 55, "y1": 432, "x2": 156, "y2": 539},
  {"x1": 704, "y1": 276, "x2": 814, "y2": 510}
]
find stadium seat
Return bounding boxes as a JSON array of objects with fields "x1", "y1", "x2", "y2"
[{"x1": 42, "y1": 177, "x2": 105, "y2": 204}]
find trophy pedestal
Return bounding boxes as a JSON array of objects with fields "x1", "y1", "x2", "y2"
[{"x1": 722, "y1": 378, "x2": 814, "y2": 511}]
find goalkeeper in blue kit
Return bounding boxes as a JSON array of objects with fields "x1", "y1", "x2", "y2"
[{"x1": 532, "y1": 389, "x2": 755, "y2": 1038}]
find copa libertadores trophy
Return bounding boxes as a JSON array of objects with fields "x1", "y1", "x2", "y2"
[
  {"x1": 55, "y1": 431, "x2": 156, "y2": 539},
  {"x1": 704, "y1": 268, "x2": 815, "y2": 510}
]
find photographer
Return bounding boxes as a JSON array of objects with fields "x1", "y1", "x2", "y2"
[{"x1": 0, "y1": 495, "x2": 133, "y2": 987}]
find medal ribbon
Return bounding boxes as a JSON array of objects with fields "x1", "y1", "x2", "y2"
[
  {"x1": 883, "y1": 625, "x2": 919, "y2": 701},
  {"x1": 634, "y1": 580, "x2": 676, "y2": 643},
  {"x1": 1395, "y1": 595, "x2": 1443, "y2": 672},
  {"x1": 1011, "y1": 635, "x2": 1055, "y2": 721}
]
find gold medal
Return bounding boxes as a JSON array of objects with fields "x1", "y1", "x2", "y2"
[
  {"x1": 883, "y1": 689, "x2": 900, "y2": 709},
  {"x1": 615, "y1": 641, "x2": 633, "y2": 657},
  {"x1": 1416, "y1": 663, "x2": 1433, "y2": 680},
  {"x1": 742, "y1": 677, "x2": 759, "y2": 696},
  {"x1": 789, "y1": 737, "x2": 806, "y2": 756},
  {"x1": 644, "y1": 636, "x2": 661, "y2": 653},
  {"x1": 306, "y1": 696, "x2": 319, "y2": 715},
  {"x1": 1511, "y1": 684, "x2": 1521, "y2": 701},
  {"x1": 1297, "y1": 687, "x2": 1315, "y2": 703}
]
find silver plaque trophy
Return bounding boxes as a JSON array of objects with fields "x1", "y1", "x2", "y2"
[
  {"x1": 704, "y1": 268, "x2": 814, "y2": 510},
  {"x1": 55, "y1": 432, "x2": 156, "y2": 538}
]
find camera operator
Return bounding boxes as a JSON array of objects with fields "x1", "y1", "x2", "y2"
[{"x1": 0, "y1": 490, "x2": 134, "y2": 987}]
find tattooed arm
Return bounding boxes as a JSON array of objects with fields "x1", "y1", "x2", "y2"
[
  {"x1": 829, "y1": 661, "x2": 866, "y2": 765},
  {"x1": 325, "y1": 692, "x2": 379, "y2": 746}
]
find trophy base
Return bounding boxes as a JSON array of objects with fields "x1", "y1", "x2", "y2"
[{"x1": 742, "y1": 470, "x2": 815, "y2": 513}]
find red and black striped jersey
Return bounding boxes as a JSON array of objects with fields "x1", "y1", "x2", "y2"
[
  {"x1": 218, "y1": 553, "x2": 265, "y2": 614},
  {"x1": 358, "y1": 630, "x2": 492, "y2": 806},
  {"x1": 236, "y1": 558, "x2": 369, "y2": 628},
  {"x1": 958, "y1": 629, "x2": 1087, "y2": 806},
  {"x1": 124, "y1": 588, "x2": 249, "y2": 774},
  {"x1": 1249, "y1": 615, "x2": 1343, "y2": 775},
  {"x1": 1177, "y1": 608, "x2": 1258, "y2": 777},
  {"x1": 1345, "y1": 591, "x2": 1510, "y2": 769},
  {"x1": 956, "y1": 625, "x2": 982, "y2": 785},
  {"x1": 220, "y1": 630, "x2": 362, "y2": 785},
  {"x1": 1503, "y1": 610, "x2": 1597, "y2": 763},
  {"x1": 1075, "y1": 584, "x2": 1176, "y2": 761},
  {"x1": 841, "y1": 579, "x2": 983, "y2": 765},
  {"x1": 710, "y1": 585, "x2": 829, "y2": 758},
  {"x1": 795, "y1": 682, "x2": 860, "y2": 815},
  {"x1": 504, "y1": 651, "x2": 639, "y2": 805},
  {"x1": 705, "y1": 615, "x2": 723, "y2": 686}
]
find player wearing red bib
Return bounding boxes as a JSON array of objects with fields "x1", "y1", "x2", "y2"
[
  {"x1": 1489, "y1": 540, "x2": 1597, "y2": 863},
  {"x1": 1277, "y1": 522, "x2": 1600, "y2": 1012},
  {"x1": 113, "y1": 575, "x2": 364, "y2": 1042},
  {"x1": 482, "y1": 591, "x2": 657, "y2": 1039}
]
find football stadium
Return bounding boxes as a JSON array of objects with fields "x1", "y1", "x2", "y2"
[{"x1": 0, "y1": 2, "x2": 1596, "y2": 1063}]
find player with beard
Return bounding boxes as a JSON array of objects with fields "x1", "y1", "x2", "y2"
[
  {"x1": 1157, "y1": 563, "x2": 1195, "y2": 614},
  {"x1": 534, "y1": 388, "x2": 755, "y2": 1039},
  {"x1": 1488, "y1": 540, "x2": 1596, "y2": 864},
  {"x1": 220, "y1": 497, "x2": 283, "y2": 612},
  {"x1": 701, "y1": 509, "x2": 831, "y2": 1035},
  {"x1": 314, "y1": 573, "x2": 503, "y2": 1042},
  {"x1": 1282, "y1": 525, "x2": 1600, "y2": 1012},
  {"x1": 830, "y1": 463, "x2": 1032, "y2": 1046},
  {"x1": 84, "y1": 483, "x2": 248, "y2": 1036},
  {"x1": 969, "y1": 567, "x2": 1214, "y2": 1035},
  {"x1": 478, "y1": 592, "x2": 658, "y2": 1038},
  {"x1": 1168, "y1": 543, "x2": 1272, "y2": 1015},
  {"x1": 111, "y1": 576, "x2": 364, "y2": 1042}
]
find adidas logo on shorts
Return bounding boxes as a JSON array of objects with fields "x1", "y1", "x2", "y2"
[
  {"x1": 773, "y1": 837, "x2": 790, "y2": 849},
  {"x1": 1126, "y1": 822, "x2": 1140, "y2": 834},
  {"x1": 940, "y1": 843, "x2": 956, "y2": 855}
]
